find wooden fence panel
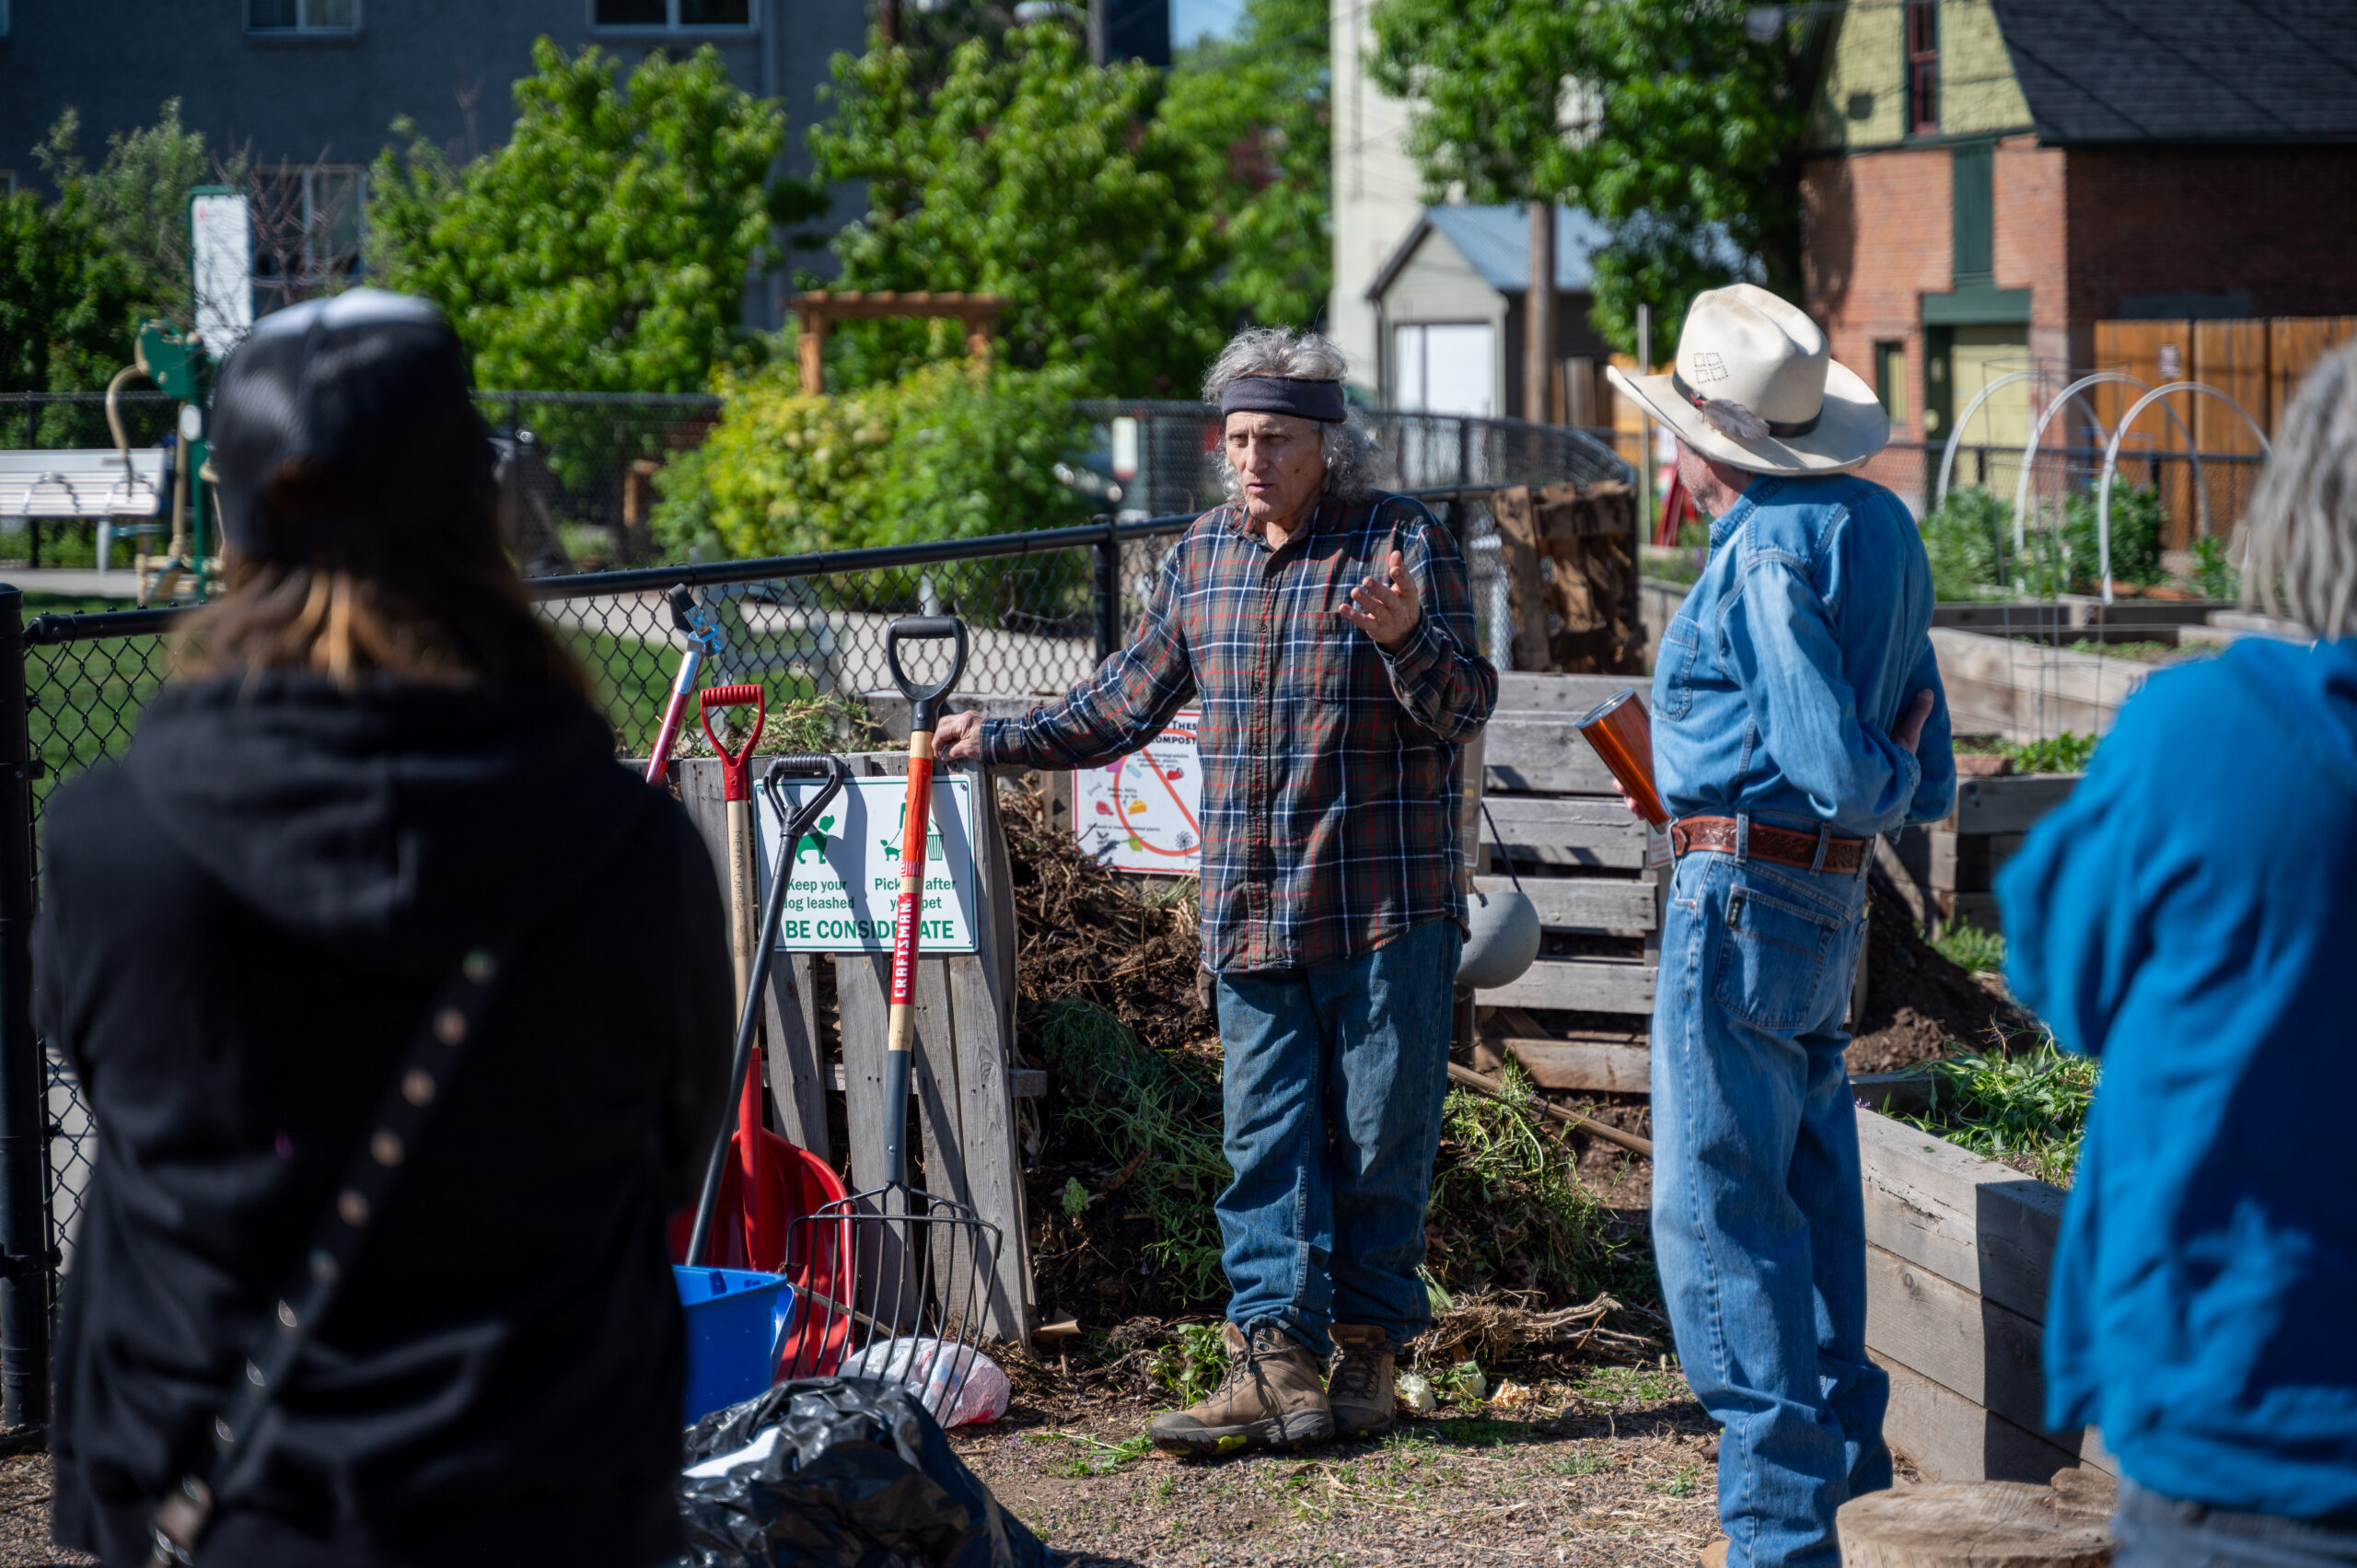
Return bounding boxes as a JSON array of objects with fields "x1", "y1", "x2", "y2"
[{"x1": 2270, "y1": 318, "x2": 2357, "y2": 424}]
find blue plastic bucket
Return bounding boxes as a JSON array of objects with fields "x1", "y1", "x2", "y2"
[{"x1": 674, "y1": 1265, "x2": 795, "y2": 1425}]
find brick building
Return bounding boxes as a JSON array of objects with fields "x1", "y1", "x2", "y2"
[{"x1": 1802, "y1": 0, "x2": 2357, "y2": 462}]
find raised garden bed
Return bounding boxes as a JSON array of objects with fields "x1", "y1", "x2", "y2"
[{"x1": 1858, "y1": 1107, "x2": 2110, "y2": 1486}]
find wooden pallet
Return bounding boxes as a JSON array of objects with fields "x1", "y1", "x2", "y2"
[
  {"x1": 1879, "y1": 772, "x2": 2081, "y2": 935},
  {"x1": 1470, "y1": 673, "x2": 1666, "y2": 1028}
]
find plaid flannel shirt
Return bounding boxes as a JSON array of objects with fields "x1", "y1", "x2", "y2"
[{"x1": 983, "y1": 492, "x2": 1497, "y2": 972}]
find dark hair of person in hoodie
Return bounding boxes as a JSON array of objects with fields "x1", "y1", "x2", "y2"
[
  {"x1": 174, "y1": 296, "x2": 589, "y2": 696},
  {"x1": 31, "y1": 290, "x2": 733, "y2": 1568}
]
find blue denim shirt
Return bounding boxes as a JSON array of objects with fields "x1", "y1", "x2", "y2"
[{"x1": 1652, "y1": 471, "x2": 1954, "y2": 838}]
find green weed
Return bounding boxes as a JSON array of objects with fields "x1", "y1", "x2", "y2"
[
  {"x1": 1928, "y1": 920, "x2": 2006, "y2": 975},
  {"x1": 1551, "y1": 1446, "x2": 1605, "y2": 1477},
  {"x1": 1426, "y1": 1063, "x2": 1626, "y2": 1305},
  {"x1": 1059, "y1": 1177, "x2": 1089, "y2": 1216},
  {"x1": 1039, "y1": 1000, "x2": 1230, "y2": 1302},
  {"x1": 1024, "y1": 1429, "x2": 1155, "y2": 1477},
  {"x1": 1906, "y1": 1040, "x2": 2098, "y2": 1186},
  {"x1": 1657, "y1": 1464, "x2": 1703, "y2": 1498},
  {"x1": 1573, "y1": 1363, "x2": 1688, "y2": 1407},
  {"x1": 1150, "y1": 1320, "x2": 1233, "y2": 1407}
]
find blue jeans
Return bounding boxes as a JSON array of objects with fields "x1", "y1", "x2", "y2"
[
  {"x1": 2116, "y1": 1478, "x2": 2357, "y2": 1566},
  {"x1": 1214, "y1": 918, "x2": 1461, "y2": 1356},
  {"x1": 1651, "y1": 844, "x2": 1884, "y2": 1568}
]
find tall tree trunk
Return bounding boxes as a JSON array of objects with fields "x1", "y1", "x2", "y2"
[{"x1": 1526, "y1": 200, "x2": 1557, "y2": 424}]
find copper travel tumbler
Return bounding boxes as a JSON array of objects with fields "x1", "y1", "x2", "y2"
[{"x1": 1575, "y1": 689, "x2": 1671, "y2": 828}]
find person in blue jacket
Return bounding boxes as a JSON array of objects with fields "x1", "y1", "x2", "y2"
[
  {"x1": 1608, "y1": 285, "x2": 1955, "y2": 1568},
  {"x1": 1999, "y1": 341, "x2": 2357, "y2": 1566}
]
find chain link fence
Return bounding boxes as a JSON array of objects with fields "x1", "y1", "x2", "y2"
[{"x1": 6, "y1": 405, "x2": 1625, "y2": 1355}]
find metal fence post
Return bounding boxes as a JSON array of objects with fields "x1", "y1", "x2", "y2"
[
  {"x1": 1091, "y1": 516, "x2": 1120, "y2": 662},
  {"x1": 0, "y1": 587, "x2": 49, "y2": 1433}
]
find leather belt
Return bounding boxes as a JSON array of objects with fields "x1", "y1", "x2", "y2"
[{"x1": 1669, "y1": 816, "x2": 1869, "y2": 875}]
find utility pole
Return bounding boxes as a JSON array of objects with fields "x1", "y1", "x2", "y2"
[{"x1": 1526, "y1": 200, "x2": 1557, "y2": 424}]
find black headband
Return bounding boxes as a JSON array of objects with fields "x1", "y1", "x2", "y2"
[
  {"x1": 1670, "y1": 371, "x2": 1821, "y2": 438},
  {"x1": 1220, "y1": 376, "x2": 1348, "y2": 424}
]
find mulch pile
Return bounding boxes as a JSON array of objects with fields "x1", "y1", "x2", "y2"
[{"x1": 1847, "y1": 879, "x2": 2039, "y2": 1073}]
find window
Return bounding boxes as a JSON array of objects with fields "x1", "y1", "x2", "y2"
[
  {"x1": 1391, "y1": 323, "x2": 1495, "y2": 419},
  {"x1": 1875, "y1": 343, "x2": 1908, "y2": 424},
  {"x1": 1950, "y1": 142, "x2": 1993, "y2": 284},
  {"x1": 1906, "y1": 0, "x2": 1938, "y2": 134},
  {"x1": 594, "y1": 0, "x2": 754, "y2": 27},
  {"x1": 249, "y1": 0, "x2": 359, "y2": 30},
  {"x1": 250, "y1": 166, "x2": 368, "y2": 308}
]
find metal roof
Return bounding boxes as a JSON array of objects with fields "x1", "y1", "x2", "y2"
[
  {"x1": 1366, "y1": 204, "x2": 1611, "y2": 301},
  {"x1": 1990, "y1": 0, "x2": 2357, "y2": 145}
]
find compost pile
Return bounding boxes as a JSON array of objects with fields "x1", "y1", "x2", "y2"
[
  {"x1": 1000, "y1": 783, "x2": 1632, "y2": 1335},
  {"x1": 1847, "y1": 879, "x2": 2040, "y2": 1073}
]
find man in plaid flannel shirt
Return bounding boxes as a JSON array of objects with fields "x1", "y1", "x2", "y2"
[{"x1": 941, "y1": 329, "x2": 1496, "y2": 1454}]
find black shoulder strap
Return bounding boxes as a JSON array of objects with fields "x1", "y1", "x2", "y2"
[{"x1": 148, "y1": 943, "x2": 508, "y2": 1567}]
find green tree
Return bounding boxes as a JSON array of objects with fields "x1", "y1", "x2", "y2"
[
  {"x1": 0, "y1": 181, "x2": 134, "y2": 400},
  {"x1": 35, "y1": 100, "x2": 239, "y2": 334},
  {"x1": 1163, "y1": 0, "x2": 1334, "y2": 330},
  {"x1": 807, "y1": 23, "x2": 1229, "y2": 396},
  {"x1": 368, "y1": 39, "x2": 784, "y2": 394},
  {"x1": 1367, "y1": 0, "x2": 1811, "y2": 354}
]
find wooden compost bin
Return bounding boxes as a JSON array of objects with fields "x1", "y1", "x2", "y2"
[
  {"x1": 1859, "y1": 1108, "x2": 2113, "y2": 1484},
  {"x1": 1470, "y1": 673, "x2": 1665, "y2": 1046},
  {"x1": 672, "y1": 753, "x2": 1039, "y2": 1345}
]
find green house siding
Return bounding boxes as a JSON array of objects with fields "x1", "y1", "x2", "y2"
[{"x1": 1811, "y1": 0, "x2": 2033, "y2": 152}]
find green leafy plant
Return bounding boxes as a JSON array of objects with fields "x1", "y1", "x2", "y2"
[
  {"x1": 1024, "y1": 1429, "x2": 1155, "y2": 1477},
  {"x1": 649, "y1": 356, "x2": 1094, "y2": 563},
  {"x1": 2005, "y1": 730, "x2": 2096, "y2": 774},
  {"x1": 1906, "y1": 1042, "x2": 2099, "y2": 1187},
  {"x1": 1039, "y1": 1000, "x2": 1231, "y2": 1303},
  {"x1": 1426, "y1": 1063, "x2": 1623, "y2": 1305},
  {"x1": 2062, "y1": 484, "x2": 2166, "y2": 589},
  {"x1": 1928, "y1": 920, "x2": 2005, "y2": 976},
  {"x1": 1150, "y1": 1321, "x2": 1235, "y2": 1407},
  {"x1": 1918, "y1": 486, "x2": 2011, "y2": 603},
  {"x1": 370, "y1": 41, "x2": 783, "y2": 403},
  {"x1": 808, "y1": 22, "x2": 1230, "y2": 395},
  {"x1": 2194, "y1": 534, "x2": 2239, "y2": 601},
  {"x1": 1366, "y1": 0, "x2": 1812, "y2": 355},
  {"x1": 1059, "y1": 1177, "x2": 1090, "y2": 1217}
]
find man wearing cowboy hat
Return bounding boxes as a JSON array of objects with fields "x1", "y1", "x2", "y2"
[{"x1": 1607, "y1": 284, "x2": 1955, "y2": 1567}]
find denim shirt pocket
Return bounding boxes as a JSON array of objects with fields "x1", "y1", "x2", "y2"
[
  {"x1": 1710, "y1": 868, "x2": 1844, "y2": 1031},
  {"x1": 1655, "y1": 617, "x2": 1702, "y2": 721}
]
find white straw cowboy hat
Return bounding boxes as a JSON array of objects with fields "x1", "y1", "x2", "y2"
[{"x1": 1606, "y1": 283, "x2": 1889, "y2": 475}]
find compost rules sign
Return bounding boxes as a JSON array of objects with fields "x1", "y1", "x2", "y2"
[
  {"x1": 1074, "y1": 710, "x2": 1203, "y2": 874},
  {"x1": 760, "y1": 775, "x2": 980, "y2": 954}
]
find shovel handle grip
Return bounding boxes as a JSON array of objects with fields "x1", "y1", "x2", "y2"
[
  {"x1": 699, "y1": 683, "x2": 766, "y2": 802},
  {"x1": 885, "y1": 618, "x2": 968, "y2": 735}
]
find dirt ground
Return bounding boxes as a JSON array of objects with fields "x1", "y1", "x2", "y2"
[
  {"x1": 0, "y1": 1454, "x2": 89, "y2": 1568},
  {"x1": 952, "y1": 1365, "x2": 1723, "y2": 1567}
]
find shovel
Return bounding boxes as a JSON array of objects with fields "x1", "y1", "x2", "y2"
[
  {"x1": 679, "y1": 754, "x2": 850, "y2": 1272},
  {"x1": 785, "y1": 618, "x2": 1004, "y2": 1421}
]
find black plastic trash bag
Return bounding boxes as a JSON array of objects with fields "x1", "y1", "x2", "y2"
[{"x1": 676, "y1": 1376, "x2": 1051, "y2": 1568}]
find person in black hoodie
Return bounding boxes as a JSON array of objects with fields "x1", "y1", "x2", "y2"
[{"x1": 32, "y1": 289, "x2": 734, "y2": 1566}]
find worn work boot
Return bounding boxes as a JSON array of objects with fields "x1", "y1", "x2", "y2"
[
  {"x1": 1146, "y1": 1322, "x2": 1333, "y2": 1456},
  {"x1": 1700, "y1": 1536, "x2": 1729, "y2": 1567},
  {"x1": 1325, "y1": 1324, "x2": 1397, "y2": 1438}
]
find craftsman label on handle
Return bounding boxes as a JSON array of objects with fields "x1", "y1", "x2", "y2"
[
  {"x1": 761, "y1": 775, "x2": 980, "y2": 954},
  {"x1": 1074, "y1": 709, "x2": 1202, "y2": 875}
]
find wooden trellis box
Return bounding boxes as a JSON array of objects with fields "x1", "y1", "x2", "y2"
[{"x1": 672, "y1": 754, "x2": 1038, "y2": 1345}]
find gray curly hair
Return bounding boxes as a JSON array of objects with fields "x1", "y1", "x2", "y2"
[
  {"x1": 1202, "y1": 327, "x2": 1379, "y2": 505},
  {"x1": 2244, "y1": 341, "x2": 2357, "y2": 637}
]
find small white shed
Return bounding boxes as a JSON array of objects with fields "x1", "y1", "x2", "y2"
[{"x1": 1366, "y1": 203, "x2": 1616, "y2": 425}]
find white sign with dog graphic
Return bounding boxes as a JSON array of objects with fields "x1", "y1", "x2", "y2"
[{"x1": 760, "y1": 775, "x2": 979, "y2": 953}]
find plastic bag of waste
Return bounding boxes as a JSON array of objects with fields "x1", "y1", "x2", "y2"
[
  {"x1": 837, "y1": 1337, "x2": 1010, "y2": 1428},
  {"x1": 675, "y1": 1376, "x2": 1050, "y2": 1568}
]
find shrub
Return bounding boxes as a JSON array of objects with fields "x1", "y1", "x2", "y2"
[
  {"x1": 2061, "y1": 483, "x2": 2165, "y2": 589},
  {"x1": 1918, "y1": 486, "x2": 2009, "y2": 602},
  {"x1": 651, "y1": 358, "x2": 1095, "y2": 564}
]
